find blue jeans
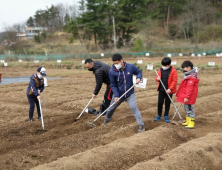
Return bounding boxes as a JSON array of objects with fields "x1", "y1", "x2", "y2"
[
  {"x1": 27, "y1": 95, "x2": 41, "y2": 120},
  {"x1": 105, "y1": 94, "x2": 144, "y2": 126}
]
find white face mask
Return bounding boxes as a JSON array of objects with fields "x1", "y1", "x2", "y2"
[
  {"x1": 38, "y1": 74, "x2": 43, "y2": 79},
  {"x1": 162, "y1": 66, "x2": 170, "y2": 70},
  {"x1": 114, "y1": 63, "x2": 122, "y2": 70}
]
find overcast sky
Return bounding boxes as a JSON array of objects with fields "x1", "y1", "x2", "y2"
[{"x1": 0, "y1": 0, "x2": 78, "y2": 32}]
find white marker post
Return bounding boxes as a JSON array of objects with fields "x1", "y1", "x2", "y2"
[
  {"x1": 4, "y1": 62, "x2": 8, "y2": 73},
  {"x1": 44, "y1": 77, "x2": 48, "y2": 86},
  {"x1": 171, "y1": 61, "x2": 177, "y2": 65},
  {"x1": 19, "y1": 59, "x2": 22, "y2": 62},
  {"x1": 194, "y1": 67, "x2": 198, "y2": 73},
  {"x1": 133, "y1": 76, "x2": 147, "y2": 89},
  {"x1": 34, "y1": 60, "x2": 39, "y2": 63},
  {"x1": 191, "y1": 53, "x2": 195, "y2": 57},
  {"x1": 167, "y1": 54, "x2": 172, "y2": 57},
  {"x1": 208, "y1": 62, "x2": 215, "y2": 73},
  {"x1": 137, "y1": 60, "x2": 143, "y2": 64},
  {"x1": 101, "y1": 53, "x2": 104, "y2": 57},
  {"x1": 82, "y1": 60, "x2": 85, "y2": 70},
  {"x1": 147, "y1": 64, "x2": 153, "y2": 79},
  {"x1": 179, "y1": 53, "x2": 183, "y2": 57},
  {"x1": 208, "y1": 62, "x2": 215, "y2": 66},
  {"x1": 133, "y1": 76, "x2": 148, "y2": 98},
  {"x1": 145, "y1": 53, "x2": 150, "y2": 57},
  {"x1": 216, "y1": 53, "x2": 221, "y2": 57},
  {"x1": 57, "y1": 60, "x2": 61, "y2": 69},
  {"x1": 198, "y1": 54, "x2": 201, "y2": 60},
  {"x1": 1, "y1": 60, "x2": 5, "y2": 63},
  {"x1": 203, "y1": 53, "x2": 206, "y2": 56}
]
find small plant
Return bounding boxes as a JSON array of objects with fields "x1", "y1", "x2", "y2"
[
  {"x1": 137, "y1": 66, "x2": 143, "y2": 71},
  {"x1": 155, "y1": 62, "x2": 162, "y2": 68},
  {"x1": 67, "y1": 65, "x2": 71, "y2": 69},
  {"x1": 34, "y1": 35, "x2": 41, "y2": 43}
]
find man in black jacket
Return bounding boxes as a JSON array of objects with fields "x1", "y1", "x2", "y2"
[{"x1": 85, "y1": 59, "x2": 113, "y2": 114}]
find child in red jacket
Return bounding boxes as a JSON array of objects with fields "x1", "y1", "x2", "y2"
[
  {"x1": 155, "y1": 57, "x2": 178, "y2": 123},
  {"x1": 176, "y1": 60, "x2": 199, "y2": 129}
]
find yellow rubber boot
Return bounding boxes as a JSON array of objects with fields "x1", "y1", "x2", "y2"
[
  {"x1": 185, "y1": 118, "x2": 195, "y2": 129},
  {"x1": 182, "y1": 116, "x2": 189, "y2": 126}
]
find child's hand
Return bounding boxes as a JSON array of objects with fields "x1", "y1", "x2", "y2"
[
  {"x1": 166, "y1": 89, "x2": 171, "y2": 94},
  {"x1": 157, "y1": 77, "x2": 160, "y2": 81},
  {"x1": 184, "y1": 98, "x2": 189, "y2": 102}
]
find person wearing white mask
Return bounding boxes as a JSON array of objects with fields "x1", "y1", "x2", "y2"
[
  {"x1": 102, "y1": 53, "x2": 145, "y2": 133},
  {"x1": 26, "y1": 67, "x2": 46, "y2": 122},
  {"x1": 154, "y1": 57, "x2": 178, "y2": 123}
]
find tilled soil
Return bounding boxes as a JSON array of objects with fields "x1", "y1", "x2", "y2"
[{"x1": 0, "y1": 57, "x2": 222, "y2": 170}]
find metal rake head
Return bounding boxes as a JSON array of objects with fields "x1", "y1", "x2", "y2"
[{"x1": 87, "y1": 122, "x2": 96, "y2": 128}]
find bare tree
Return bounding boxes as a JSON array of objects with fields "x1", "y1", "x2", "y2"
[
  {"x1": 137, "y1": 17, "x2": 158, "y2": 49},
  {"x1": 12, "y1": 22, "x2": 26, "y2": 33},
  {"x1": 180, "y1": 0, "x2": 215, "y2": 48}
]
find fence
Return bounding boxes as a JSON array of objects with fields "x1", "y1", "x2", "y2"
[{"x1": 0, "y1": 49, "x2": 222, "y2": 61}]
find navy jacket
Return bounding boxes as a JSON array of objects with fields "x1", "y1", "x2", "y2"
[
  {"x1": 109, "y1": 62, "x2": 142, "y2": 98},
  {"x1": 92, "y1": 61, "x2": 111, "y2": 95},
  {"x1": 26, "y1": 74, "x2": 44, "y2": 97}
]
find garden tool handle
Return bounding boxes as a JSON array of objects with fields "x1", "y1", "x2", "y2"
[
  {"x1": 38, "y1": 99, "x2": 45, "y2": 129},
  {"x1": 92, "y1": 84, "x2": 136, "y2": 123},
  {"x1": 77, "y1": 97, "x2": 94, "y2": 119},
  {"x1": 155, "y1": 70, "x2": 177, "y2": 107}
]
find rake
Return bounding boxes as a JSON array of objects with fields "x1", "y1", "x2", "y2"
[
  {"x1": 87, "y1": 84, "x2": 136, "y2": 127},
  {"x1": 75, "y1": 97, "x2": 93, "y2": 121},
  {"x1": 155, "y1": 70, "x2": 183, "y2": 123}
]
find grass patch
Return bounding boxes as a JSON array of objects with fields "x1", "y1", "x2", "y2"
[{"x1": 49, "y1": 70, "x2": 88, "y2": 77}]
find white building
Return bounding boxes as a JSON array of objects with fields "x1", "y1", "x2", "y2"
[{"x1": 16, "y1": 27, "x2": 48, "y2": 40}]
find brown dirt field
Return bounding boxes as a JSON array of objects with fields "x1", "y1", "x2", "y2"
[{"x1": 0, "y1": 57, "x2": 222, "y2": 170}]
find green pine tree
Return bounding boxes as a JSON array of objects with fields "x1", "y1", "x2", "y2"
[{"x1": 26, "y1": 17, "x2": 35, "y2": 27}]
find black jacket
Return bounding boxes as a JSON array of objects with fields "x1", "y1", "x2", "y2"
[
  {"x1": 159, "y1": 66, "x2": 172, "y2": 92},
  {"x1": 92, "y1": 61, "x2": 111, "y2": 95}
]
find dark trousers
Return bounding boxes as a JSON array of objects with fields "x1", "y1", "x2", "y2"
[
  {"x1": 158, "y1": 91, "x2": 173, "y2": 117},
  {"x1": 27, "y1": 95, "x2": 41, "y2": 120},
  {"x1": 103, "y1": 85, "x2": 113, "y2": 110}
]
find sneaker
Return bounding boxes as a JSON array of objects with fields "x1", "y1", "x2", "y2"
[
  {"x1": 102, "y1": 119, "x2": 110, "y2": 125},
  {"x1": 137, "y1": 125, "x2": 145, "y2": 133},
  {"x1": 29, "y1": 119, "x2": 32, "y2": 122},
  {"x1": 38, "y1": 117, "x2": 42, "y2": 120},
  {"x1": 154, "y1": 115, "x2": 162, "y2": 121},
  {"x1": 164, "y1": 116, "x2": 170, "y2": 123}
]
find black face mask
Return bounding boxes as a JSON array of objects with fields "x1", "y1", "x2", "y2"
[
  {"x1": 88, "y1": 68, "x2": 94, "y2": 71},
  {"x1": 183, "y1": 70, "x2": 187, "y2": 73}
]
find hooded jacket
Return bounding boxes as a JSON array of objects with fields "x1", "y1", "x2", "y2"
[
  {"x1": 92, "y1": 61, "x2": 111, "y2": 95},
  {"x1": 109, "y1": 62, "x2": 142, "y2": 98},
  {"x1": 26, "y1": 74, "x2": 44, "y2": 97},
  {"x1": 176, "y1": 68, "x2": 199, "y2": 104}
]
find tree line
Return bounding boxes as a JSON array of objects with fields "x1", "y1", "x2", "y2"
[
  {"x1": 1, "y1": 0, "x2": 222, "y2": 54},
  {"x1": 63, "y1": 0, "x2": 222, "y2": 49}
]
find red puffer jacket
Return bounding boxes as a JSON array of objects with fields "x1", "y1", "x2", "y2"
[
  {"x1": 155, "y1": 66, "x2": 178, "y2": 94},
  {"x1": 176, "y1": 76, "x2": 199, "y2": 104}
]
